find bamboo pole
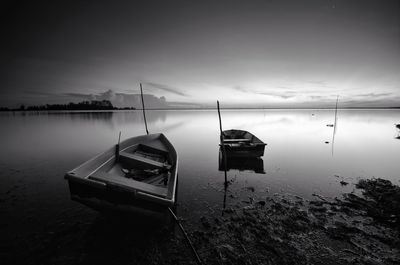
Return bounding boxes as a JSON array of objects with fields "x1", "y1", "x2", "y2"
[
  {"x1": 140, "y1": 83, "x2": 149, "y2": 135},
  {"x1": 217, "y1": 101, "x2": 228, "y2": 187}
]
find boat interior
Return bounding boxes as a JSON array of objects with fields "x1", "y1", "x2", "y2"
[
  {"x1": 83, "y1": 136, "x2": 177, "y2": 199},
  {"x1": 222, "y1": 129, "x2": 264, "y2": 146}
]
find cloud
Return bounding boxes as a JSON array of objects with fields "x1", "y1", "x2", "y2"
[
  {"x1": 307, "y1": 80, "x2": 327, "y2": 85},
  {"x1": 355, "y1": 92, "x2": 393, "y2": 98},
  {"x1": 64, "y1": 92, "x2": 94, "y2": 100},
  {"x1": 232, "y1": 86, "x2": 249, "y2": 93},
  {"x1": 255, "y1": 91, "x2": 296, "y2": 99},
  {"x1": 309, "y1": 95, "x2": 325, "y2": 100},
  {"x1": 21, "y1": 90, "x2": 54, "y2": 96},
  {"x1": 143, "y1": 82, "x2": 188, "y2": 97},
  {"x1": 232, "y1": 85, "x2": 297, "y2": 99}
]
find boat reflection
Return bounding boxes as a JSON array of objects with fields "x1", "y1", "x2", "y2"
[{"x1": 218, "y1": 148, "x2": 265, "y2": 174}]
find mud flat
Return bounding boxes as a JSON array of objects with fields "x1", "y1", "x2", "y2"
[{"x1": 189, "y1": 178, "x2": 400, "y2": 265}]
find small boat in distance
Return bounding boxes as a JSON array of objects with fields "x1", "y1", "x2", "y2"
[
  {"x1": 65, "y1": 133, "x2": 178, "y2": 217},
  {"x1": 220, "y1": 129, "x2": 267, "y2": 157}
]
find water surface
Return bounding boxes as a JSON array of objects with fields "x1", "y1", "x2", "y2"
[{"x1": 1, "y1": 109, "x2": 399, "y2": 263}]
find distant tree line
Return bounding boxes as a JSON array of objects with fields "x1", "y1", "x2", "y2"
[{"x1": 0, "y1": 100, "x2": 137, "y2": 111}]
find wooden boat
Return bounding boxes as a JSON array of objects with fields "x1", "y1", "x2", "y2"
[
  {"x1": 65, "y1": 133, "x2": 178, "y2": 217},
  {"x1": 218, "y1": 147, "x2": 265, "y2": 174},
  {"x1": 220, "y1": 129, "x2": 266, "y2": 157}
]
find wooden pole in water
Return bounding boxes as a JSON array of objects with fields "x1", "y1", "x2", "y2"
[
  {"x1": 217, "y1": 101, "x2": 223, "y2": 134},
  {"x1": 217, "y1": 101, "x2": 228, "y2": 187},
  {"x1": 140, "y1": 83, "x2": 149, "y2": 135},
  {"x1": 115, "y1": 131, "x2": 121, "y2": 162}
]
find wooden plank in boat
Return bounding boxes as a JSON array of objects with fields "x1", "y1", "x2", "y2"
[
  {"x1": 144, "y1": 174, "x2": 167, "y2": 185},
  {"x1": 223, "y1": 138, "x2": 251, "y2": 143},
  {"x1": 89, "y1": 171, "x2": 168, "y2": 198},
  {"x1": 119, "y1": 151, "x2": 171, "y2": 169},
  {"x1": 138, "y1": 144, "x2": 169, "y2": 157}
]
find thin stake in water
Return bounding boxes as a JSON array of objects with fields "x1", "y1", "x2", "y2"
[
  {"x1": 334, "y1": 95, "x2": 339, "y2": 127},
  {"x1": 331, "y1": 95, "x2": 339, "y2": 156},
  {"x1": 140, "y1": 83, "x2": 149, "y2": 135},
  {"x1": 217, "y1": 100, "x2": 228, "y2": 187}
]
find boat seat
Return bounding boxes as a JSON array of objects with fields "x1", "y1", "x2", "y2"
[
  {"x1": 136, "y1": 144, "x2": 169, "y2": 157},
  {"x1": 223, "y1": 138, "x2": 251, "y2": 143},
  {"x1": 89, "y1": 171, "x2": 168, "y2": 198},
  {"x1": 119, "y1": 151, "x2": 171, "y2": 170}
]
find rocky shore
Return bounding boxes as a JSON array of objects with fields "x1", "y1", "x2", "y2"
[{"x1": 187, "y1": 178, "x2": 400, "y2": 265}]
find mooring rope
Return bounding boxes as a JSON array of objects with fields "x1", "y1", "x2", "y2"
[{"x1": 168, "y1": 207, "x2": 203, "y2": 265}]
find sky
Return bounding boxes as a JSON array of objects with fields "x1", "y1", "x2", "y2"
[{"x1": 0, "y1": 0, "x2": 399, "y2": 108}]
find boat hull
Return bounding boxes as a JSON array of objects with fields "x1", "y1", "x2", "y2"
[
  {"x1": 65, "y1": 133, "x2": 178, "y2": 218},
  {"x1": 67, "y1": 177, "x2": 171, "y2": 219},
  {"x1": 220, "y1": 143, "x2": 266, "y2": 157}
]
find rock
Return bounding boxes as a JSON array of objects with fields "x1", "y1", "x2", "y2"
[
  {"x1": 219, "y1": 244, "x2": 234, "y2": 252},
  {"x1": 223, "y1": 208, "x2": 235, "y2": 214},
  {"x1": 340, "y1": 180, "x2": 349, "y2": 186},
  {"x1": 294, "y1": 195, "x2": 304, "y2": 200},
  {"x1": 200, "y1": 216, "x2": 211, "y2": 229},
  {"x1": 243, "y1": 205, "x2": 255, "y2": 211},
  {"x1": 310, "y1": 205, "x2": 327, "y2": 213},
  {"x1": 310, "y1": 200, "x2": 324, "y2": 206},
  {"x1": 257, "y1": 200, "x2": 266, "y2": 206},
  {"x1": 247, "y1": 186, "x2": 255, "y2": 192},
  {"x1": 249, "y1": 197, "x2": 254, "y2": 204}
]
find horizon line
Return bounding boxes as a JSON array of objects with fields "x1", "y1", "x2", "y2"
[{"x1": 2, "y1": 106, "x2": 400, "y2": 112}]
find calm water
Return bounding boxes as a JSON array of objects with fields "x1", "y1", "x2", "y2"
[{"x1": 1, "y1": 109, "x2": 399, "y2": 263}]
